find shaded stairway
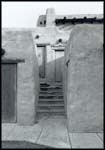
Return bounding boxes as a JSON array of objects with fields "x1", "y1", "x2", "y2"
[{"x1": 36, "y1": 81, "x2": 65, "y2": 117}]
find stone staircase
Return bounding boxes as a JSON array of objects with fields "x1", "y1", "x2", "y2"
[{"x1": 36, "y1": 81, "x2": 65, "y2": 116}]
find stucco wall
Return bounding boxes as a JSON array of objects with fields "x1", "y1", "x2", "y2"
[
  {"x1": 2, "y1": 29, "x2": 39, "y2": 125},
  {"x1": 65, "y1": 24, "x2": 103, "y2": 132},
  {"x1": 32, "y1": 26, "x2": 71, "y2": 84}
]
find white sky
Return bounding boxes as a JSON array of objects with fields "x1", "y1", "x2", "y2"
[{"x1": 2, "y1": 2, "x2": 103, "y2": 28}]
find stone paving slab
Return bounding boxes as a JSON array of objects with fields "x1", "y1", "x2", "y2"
[
  {"x1": 2, "y1": 123, "x2": 16, "y2": 141},
  {"x1": 69, "y1": 133, "x2": 103, "y2": 148},
  {"x1": 6, "y1": 124, "x2": 42, "y2": 143},
  {"x1": 97, "y1": 133, "x2": 103, "y2": 141},
  {"x1": 2, "y1": 117, "x2": 103, "y2": 149},
  {"x1": 37, "y1": 116, "x2": 71, "y2": 148}
]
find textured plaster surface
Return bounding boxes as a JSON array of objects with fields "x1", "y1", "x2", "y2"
[
  {"x1": 2, "y1": 29, "x2": 39, "y2": 125},
  {"x1": 65, "y1": 24, "x2": 103, "y2": 132}
]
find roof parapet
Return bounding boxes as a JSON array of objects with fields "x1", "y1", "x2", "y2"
[
  {"x1": 55, "y1": 17, "x2": 104, "y2": 25},
  {"x1": 46, "y1": 8, "x2": 56, "y2": 27}
]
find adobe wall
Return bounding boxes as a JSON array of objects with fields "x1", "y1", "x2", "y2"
[
  {"x1": 32, "y1": 26, "x2": 70, "y2": 83},
  {"x1": 2, "y1": 29, "x2": 39, "y2": 125},
  {"x1": 65, "y1": 24, "x2": 103, "y2": 132}
]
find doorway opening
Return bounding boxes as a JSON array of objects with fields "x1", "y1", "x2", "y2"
[
  {"x1": 37, "y1": 45, "x2": 46, "y2": 79},
  {"x1": 55, "y1": 49, "x2": 64, "y2": 82},
  {"x1": 36, "y1": 45, "x2": 65, "y2": 119}
]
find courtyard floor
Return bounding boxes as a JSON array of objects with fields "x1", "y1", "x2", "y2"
[{"x1": 2, "y1": 115, "x2": 103, "y2": 148}]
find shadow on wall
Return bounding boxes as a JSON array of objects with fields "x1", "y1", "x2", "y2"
[{"x1": 38, "y1": 53, "x2": 64, "y2": 83}]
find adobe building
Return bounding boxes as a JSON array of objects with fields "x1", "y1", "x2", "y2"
[{"x1": 2, "y1": 8, "x2": 103, "y2": 132}]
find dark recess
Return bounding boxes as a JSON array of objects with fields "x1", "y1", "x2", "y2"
[{"x1": 55, "y1": 17, "x2": 103, "y2": 25}]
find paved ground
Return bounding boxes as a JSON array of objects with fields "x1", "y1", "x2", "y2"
[
  {"x1": 2, "y1": 115, "x2": 103, "y2": 148},
  {"x1": 2, "y1": 141, "x2": 55, "y2": 149}
]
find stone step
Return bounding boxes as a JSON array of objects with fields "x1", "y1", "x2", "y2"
[
  {"x1": 40, "y1": 81, "x2": 62, "y2": 85},
  {"x1": 37, "y1": 82, "x2": 65, "y2": 116},
  {"x1": 40, "y1": 84, "x2": 50, "y2": 87},
  {"x1": 40, "y1": 88, "x2": 62, "y2": 92},
  {"x1": 39, "y1": 94, "x2": 63, "y2": 96},
  {"x1": 38, "y1": 105, "x2": 64, "y2": 110},
  {"x1": 37, "y1": 109, "x2": 65, "y2": 113},
  {"x1": 40, "y1": 91, "x2": 63, "y2": 94},
  {"x1": 39, "y1": 95, "x2": 63, "y2": 99},
  {"x1": 40, "y1": 86, "x2": 62, "y2": 89},
  {"x1": 38, "y1": 107, "x2": 64, "y2": 111},
  {"x1": 38, "y1": 106, "x2": 64, "y2": 112},
  {"x1": 38, "y1": 103, "x2": 64, "y2": 107},
  {"x1": 36, "y1": 112, "x2": 66, "y2": 116},
  {"x1": 40, "y1": 83, "x2": 62, "y2": 87},
  {"x1": 40, "y1": 87, "x2": 62, "y2": 90},
  {"x1": 39, "y1": 98, "x2": 64, "y2": 102},
  {"x1": 39, "y1": 78, "x2": 47, "y2": 82}
]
